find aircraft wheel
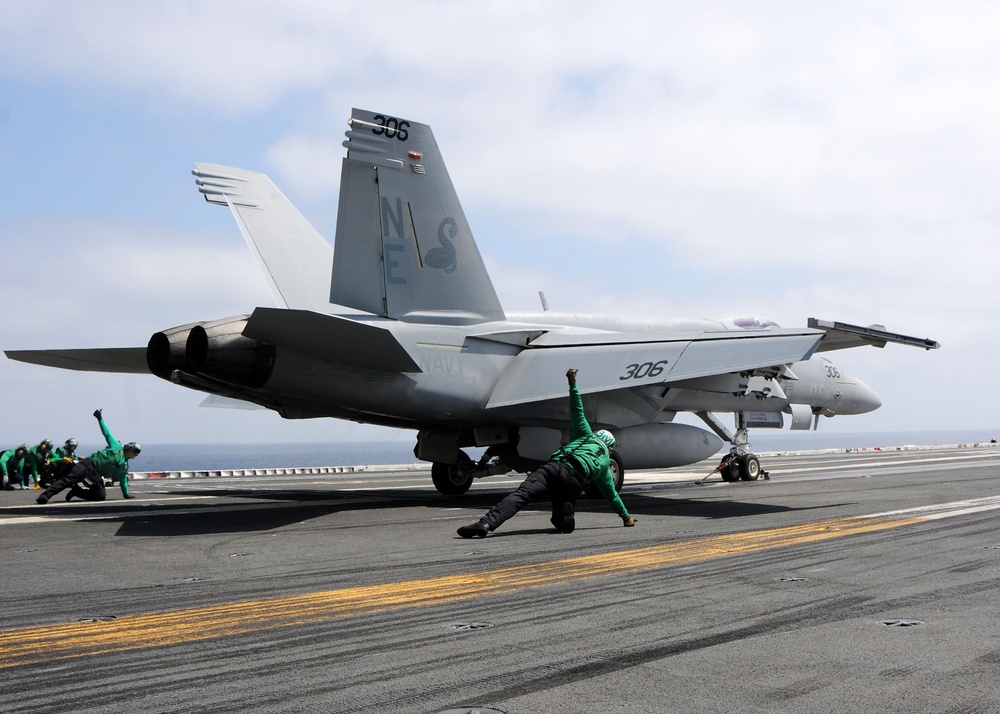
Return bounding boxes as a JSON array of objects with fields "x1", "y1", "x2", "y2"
[
  {"x1": 586, "y1": 449, "x2": 625, "y2": 498},
  {"x1": 431, "y1": 461, "x2": 474, "y2": 495},
  {"x1": 720, "y1": 457, "x2": 741, "y2": 482},
  {"x1": 739, "y1": 455, "x2": 761, "y2": 481}
]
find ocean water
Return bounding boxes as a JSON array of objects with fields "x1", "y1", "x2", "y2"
[
  {"x1": 745, "y1": 429, "x2": 997, "y2": 453},
  {"x1": 127, "y1": 429, "x2": 999, "y2": 472}
]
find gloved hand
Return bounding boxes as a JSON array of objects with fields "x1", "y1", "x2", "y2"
[
  {"x1": 566, "y1": 368, "x2": 578, "y2": 384},
  {"x1": 623, "y1": 516, "x2": 636, "y2": 527},
  {"x1": 93, "y1": 409, "x2": 103, "y2": 421}
]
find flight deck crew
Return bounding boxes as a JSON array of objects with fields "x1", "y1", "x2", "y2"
[
  {"x1": 48, "y1": 438, "x2": 79, "y2": 483},
  {"x1": 35, "y1": 410, "x2": 141, "y2": 504},
  {"x1": 0, "y1": 445, "x2": 29, "y2": 490},
  {"x1": 457, "y1": 368, "x2": 635, "y2": 538},
  {"x1": 23, "y1": 439, "x2": 54, "y2": 489}
]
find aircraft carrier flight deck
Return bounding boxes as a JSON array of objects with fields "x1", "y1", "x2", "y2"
[{"x1": 2, "y1": 444, "x2": 1000, "y2": 713}]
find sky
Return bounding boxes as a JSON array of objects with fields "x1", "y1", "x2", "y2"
[{"x1": 1, "y1": 1, "x2": 996, "y2": 448}]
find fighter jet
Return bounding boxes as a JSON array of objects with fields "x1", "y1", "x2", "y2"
[{"x1": 5, "y1": 108, "x2": 939, "y2": 494}]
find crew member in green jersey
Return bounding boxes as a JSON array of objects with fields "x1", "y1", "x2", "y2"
[
  {"x1": 458, "y1": 369, "x2": 635, "y2": 538},
  {"x1": 36, "y1": 411, "x2": 141, "y2": 504}
]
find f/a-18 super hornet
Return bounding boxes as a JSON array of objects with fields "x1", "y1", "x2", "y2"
[{"x1": 5, "y1": 108, "x2": 939, "y2": 494}]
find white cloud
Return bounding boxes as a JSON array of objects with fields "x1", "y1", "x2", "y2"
[
  {"x1": 1, "y1": 216, "x2": 272, "y2": 348},
  {"x1": 265, "y1": 134, "x2": 343, "y2": 200}
]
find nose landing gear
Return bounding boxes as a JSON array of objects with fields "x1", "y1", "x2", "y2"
[
  {"x1": 696, "y1": 411, "x2": 770, "y2": 484},
  {"x1": 717, "y1": 452, "x2": 764, "y2": 482}
]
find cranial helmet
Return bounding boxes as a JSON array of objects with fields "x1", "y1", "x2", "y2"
[
  {"x1": 594, "y1": 430, "x2": 616, "y2": 448},
  {"x1": 65, "y1": 438, "x2": 78, "y2": 448},
  {"x1": 124, "y1": 442, "x2": 142, "y2": 455},
  {"x1": 39, "y1": 438, "x2": 53, "y2": 450}
]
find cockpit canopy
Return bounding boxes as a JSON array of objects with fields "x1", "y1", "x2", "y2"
[{"x1": 716, "y1": 315, "x2": 780, "y2": 330}]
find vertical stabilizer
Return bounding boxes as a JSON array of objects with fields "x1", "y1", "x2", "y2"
[
  {"x1": 330, "y1": 109, "x2": 505, "y2": 324},
  {"x1": 193, "y1": 163, "x2": 333, "y2": 312}
]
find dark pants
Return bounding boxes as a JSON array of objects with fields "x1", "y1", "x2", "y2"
[
  {"x1": 40, "y1": 459, "x2": 107, "y2": 502},
  {"x1": 3, "y1": 468, "x2": 23, "y2": 489},
  {"x1": 481, "y1": 461, "x2": 584, "y2": 531},
  {"x1": 37, "y1": 462, "x2": 55, "y2": 488}
]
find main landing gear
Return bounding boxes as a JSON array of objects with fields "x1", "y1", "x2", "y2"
[
  {"x1": 431, "y1": 459, "x2": 475, "y2": 495},
  {"x1": 431, "y1": 449, "x2": 511, "y2": 495}
]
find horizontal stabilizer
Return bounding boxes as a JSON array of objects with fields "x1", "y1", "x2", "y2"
[
  {"x1": 193, "y1": 163, "x2": 333, "y2": 313},
  {"x1": 487, "y1": 329, "x2": 822, "y2": 408},
  {"x1": 4, "y1": 347, "x2": 148, "y2": 374},
  {"x1": 807, "y1": 318, "x2": 940, "y2": 351},
  {"x1": 242, "y1": 308, "x2": 421, "y2": 374}
]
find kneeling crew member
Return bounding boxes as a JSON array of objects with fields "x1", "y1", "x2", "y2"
[
  {"x1": 0, "y1": 445, "x2": 28, "y2": 490},
  {"x1": 36, "y1": 410, "x2": 140, "y2": 504},
  {"x1": 49, "y1": 438, "x2": 79, "y2": 482},
  {"x1": 457, "y1": 368, "x2": 635, "y2": 538}
]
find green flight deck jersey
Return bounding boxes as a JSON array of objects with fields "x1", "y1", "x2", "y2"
[
  {"x1": 88, "y1": 418, "x2": 129, "y2": 483},
  {"x1": 550, "y1": 383, "x2": 630, "y2": 519},
  {"x1": 0, "y1": 448, "x2": 27, "y2": 485}
]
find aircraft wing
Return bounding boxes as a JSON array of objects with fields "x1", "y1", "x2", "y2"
[
  {"x1": 807, "y1": 318, "x2": 940, "y2": 352},
  {"x1": 484, "y1": 327, "x2": 823, "y2": 408},
  {"x1": 4, "y1": 347, "x2": 148, "y2": 374}
]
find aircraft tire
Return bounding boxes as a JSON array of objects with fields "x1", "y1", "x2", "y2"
[
  {"x1": 720, "y1": 457, "x2": 741, "y2": 482},
  {"x1": 739, "y1": 455, "x2": 761, "y2": 481},
  {"x1": 431, "y1": 462, "x2": 474, "y2": 495}
]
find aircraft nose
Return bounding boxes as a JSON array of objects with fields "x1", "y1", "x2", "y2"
[{"x1": 854, "y1": 379, "x2": 882, "y2": 414}]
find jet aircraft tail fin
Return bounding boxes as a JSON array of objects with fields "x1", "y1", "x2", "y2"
[
  {"x1": 193, "y1": 163, "x2": 333, "y2": 313},
  {"x1": 330, "y1": 109, "x2": 506, "y2": 324}
]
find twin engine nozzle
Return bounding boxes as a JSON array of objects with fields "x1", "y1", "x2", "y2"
[{"x1": 146, "y1": 316, "x2": 275, "y2": 388}]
